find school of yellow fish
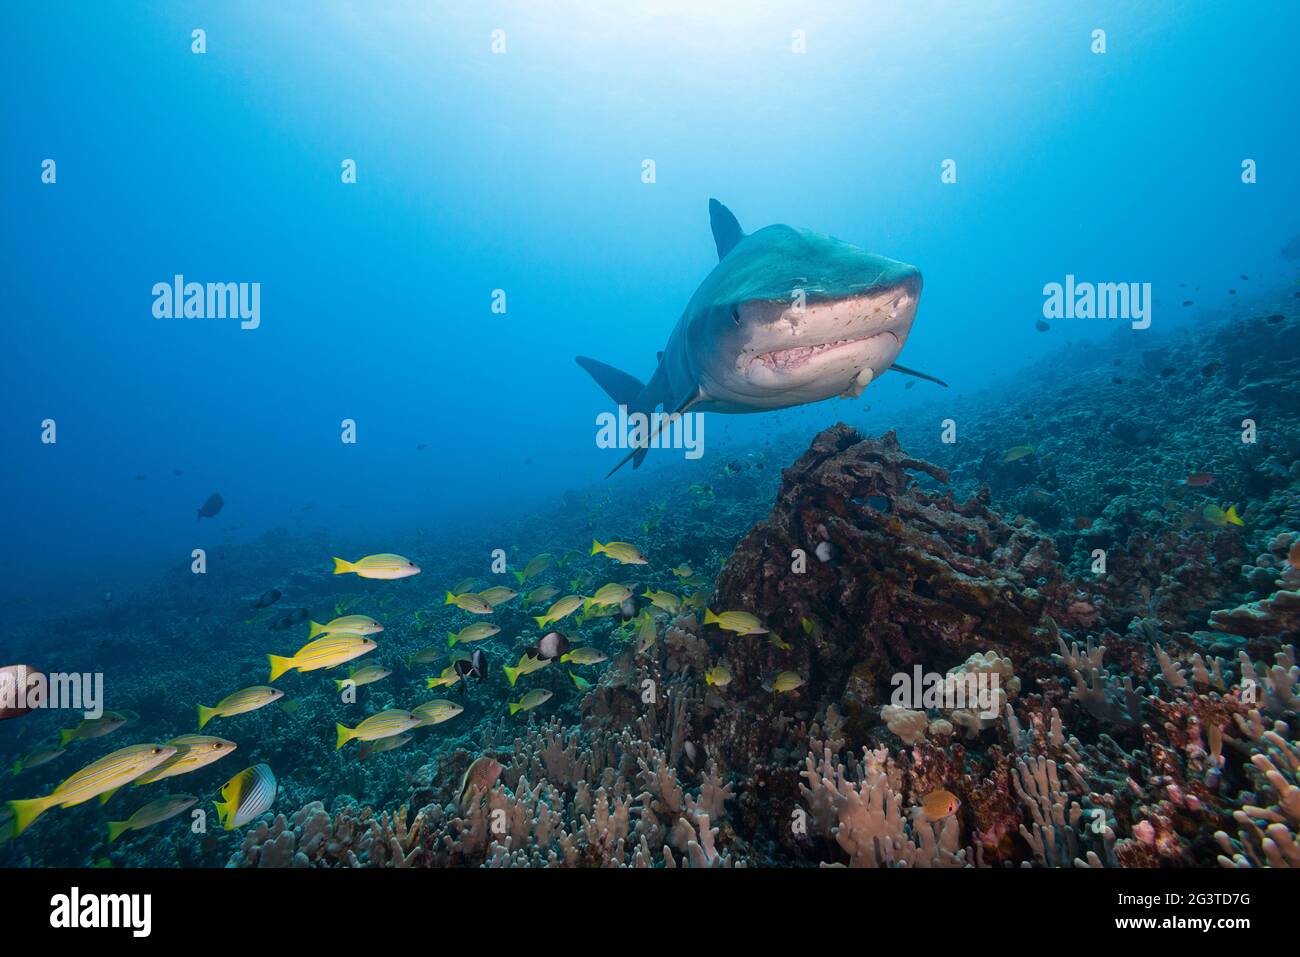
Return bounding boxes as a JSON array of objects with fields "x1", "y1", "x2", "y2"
[{"x1": 5, "y1": 539, "x2": 806, "y2": 848}]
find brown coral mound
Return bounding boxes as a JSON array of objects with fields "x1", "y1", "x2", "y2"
[{"x1": 708, "y1": 425, "x2": 1090, "y2": 741}]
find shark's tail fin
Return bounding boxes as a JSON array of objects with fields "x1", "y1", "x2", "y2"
[{"x1": 575, "y1": 356, "x2": 654, "y2": 474}]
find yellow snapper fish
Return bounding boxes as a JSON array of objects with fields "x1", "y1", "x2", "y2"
[
  {"x1": 768, "y1": 633, "x2": 792, "y2": 651},
  {"x1": 133, "y1": 734, "x2": 237, "y2": 786},
  {"x1": 1001, "y1": 444, "x2": 1036, "y2": 463},
  {"x1": 642, "y1": 589, "x2": 682, "y2": 614},
  {"x1": 407, "y1": 645, "x2": 442, "y2": 668},
  {"x1": 332, "y1": 553, "x2": 421, "y2": 580},
  {"x1": 107, "y1": 794, "x2": 198, "y2": 843},
  {"x1": 523, "y1": 585, "x2": 560, "y2": 607},
  {"x1": 477, "y1": 586, "x2": 519, "y2": 608},
  {"x1": 534, "y1": 594, "x2": 584, "y2": 628},
  {"x1": 13, "y1": 745, "x2": 66, "y2": 775},
  {"x1": 636, "y1": 627, "x2": 658, "y2": 655},
  {"x1": 356, "y1": 734, "x2": 414, "y2": 759},
  {"x1": 448, "y1": 622, "x2": 500, "y2": 647},
  {"x1": 444, "y1": 591, "x2": 494, "y2": 615},
  {"x1": 426, "y1": 664, "x2": 463, "y2": 690},
  {"x1": 584, "y1": 583, "x2": 632, "y2": 613},
  {"x1": 591, "y1": 540, "x2": 648, "y2": 565},
  {"x1": 670, "y1": 565, "x2": 693, "y2": 578},
  {"x1": 334, "y1": 663, "x2": 392, "y2": 692},
  {"x1": 213, "y1": 763, "x2": 277, "y2": 829},
  {"x1": 763, "y1": 671, "x2": 805, "y2": 694},
  {"x1": 630, "y1": 609, "x2": 658, "y2": 653},
  {"x1": 918, "y1": 788, "x2": 961, "y2": 823},
  {"x1": 7, "y1": 742, "x2": 178, "y2": 836},
  {"x1": 267, "y1": 633, "x2": 377, "y2": 682},
  {"x1": 703, "y1": 609, "x2": 769, "y2": 636},
  {"x1": 508, "y1": 688, "x2": 553, "y2": 715},
  {"x1": 704, "y1": 665, "x2": 733, "y2": 688},
  {"x1": 560, "y1": 646, "x2": 608, "y2": 666},
  {"x1": 308, "y1": 614, "x2": 383, "y2": 638},
  {"x1": 569, "y1": 671, "x2": 593, "y2": 691},
  {"x1": 503, "y1": 652, "x2": 551, "y2": 686},
  {"x1": 335, "y1": 709, "x2": 421, "y2": 749},
  {"x1": 452, "y1": 577, "x2": 480, "y2": 595},
  {"x1": 579, "y1": 603, "x2": 622, "y2": 623},
  {"x1": 196, "y1": 686, "x2": 284, "y2": 730},
  {"x1": 513, "y1": 553, "x2": 554, "y2": 585},
  {"x1": 58, "y1": 710, "x2": 130, "y2": 747},
  {"x1": 1203, "y1": 503, "x2": 1245, "y2": 527},
  {"x1": 411, "y1": 699, "x2": 465, "y2": 727}
]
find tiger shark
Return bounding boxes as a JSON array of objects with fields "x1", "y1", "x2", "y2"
[{"x1": 578, "y1": 199, "x2": 943, "y2": 475}]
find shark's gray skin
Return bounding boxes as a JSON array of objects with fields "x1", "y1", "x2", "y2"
[{"x1": 578, "y1": 199, "x2": 938, "y2": 475}]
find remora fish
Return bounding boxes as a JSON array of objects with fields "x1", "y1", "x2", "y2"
[{"x1": 577, "y1": 199, "x2": 940, "y2": 475}]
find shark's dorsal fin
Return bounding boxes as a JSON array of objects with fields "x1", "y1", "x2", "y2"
[{"x1": 708, "y1": 199, "x2": 745, "y2": 261}]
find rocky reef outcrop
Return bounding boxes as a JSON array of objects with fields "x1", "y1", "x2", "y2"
[{"x1": 706, "y1": 425, "x2": 1090, "y2": 747}]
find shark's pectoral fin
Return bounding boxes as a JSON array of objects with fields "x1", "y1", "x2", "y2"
[
  {"x1": 889, "y1": 363, "x2": 949, "y2": 388},
  {"x1": 708, "y1": 199, "x2": 745, "y2": 261},
  {"x1": 604, "y1": 388, "x2": 705, "y2": 479},
  {"x1": 575, "y1": 356, "x2": 646, "y2": 406}
]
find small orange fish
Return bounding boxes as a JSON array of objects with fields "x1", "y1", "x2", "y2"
[
  {"x1": 919, "y1": 789, "x2": 961, "y2": 822},
  {"x1": 1073, "y1": 516, "x2": 1093, "y2": 530},
  {"x1": 1182, "y1": 472, "x2": 1215, "y2": 487}
]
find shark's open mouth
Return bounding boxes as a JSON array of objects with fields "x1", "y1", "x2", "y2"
[{"x1": 751, "y1": 330, "x2": 900, "y2": 372}]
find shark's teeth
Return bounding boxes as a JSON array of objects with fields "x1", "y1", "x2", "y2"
[{"x1": 753, "y1": 337, "x2": 856, "y2": 371}]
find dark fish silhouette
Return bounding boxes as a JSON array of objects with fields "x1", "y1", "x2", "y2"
[
  {"x1": 250, "y1": 589, "x2": 282, "y2": 610},
  {"x1": 530, "y1": 631, "x2": 571, "y2": 661},
  {"x1": 197, "y1": 493, "x2": 224, "y2": 519},
  {"x1": 454, "y1": 648, "x2": 488, "y2": 681},
  {"x1": 267, "y1": 608, "x2": 309, "y2": 631}
]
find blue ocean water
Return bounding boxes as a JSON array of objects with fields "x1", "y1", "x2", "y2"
[
  {"x1": 2, "y1": 3, "x2": 1299, "y2": 876},
  {"x1": 4, "y1": 2, "x2": 1296, "y2": 608}
]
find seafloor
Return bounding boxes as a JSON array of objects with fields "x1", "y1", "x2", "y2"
[{"x1": 3, "y1": 285, "x2": 1298, "y2": 868}]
